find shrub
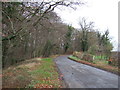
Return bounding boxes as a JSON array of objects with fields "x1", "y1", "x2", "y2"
[
  {"x1": 82, "y1": 53, "x2": 94, "y2": 62},
  {"x1": 73, "y1": 51, "x2": 94, "y2": 62},
  {"x1": 73, "y1": 51, "x2": 83, "y2": 59},
  {"x1": 108, "y1": 58, "x2": 118, "y2": 66}
]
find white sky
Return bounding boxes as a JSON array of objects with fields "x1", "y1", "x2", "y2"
[{"x1": 54, "y1": 0, "x2": 119, "y2": 51}]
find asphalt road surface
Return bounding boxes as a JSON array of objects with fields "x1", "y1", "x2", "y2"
[{"x1": 54, "y1": 55, "x2": 119, "y2": 88}]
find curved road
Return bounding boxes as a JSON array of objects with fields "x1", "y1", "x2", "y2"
[{"x1": 54, "y1": 55, "x2": 119, "y2": 88}]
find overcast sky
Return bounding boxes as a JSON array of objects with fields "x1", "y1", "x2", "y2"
[{"x1": 54, "y1": 0, "x2": 119, "y2": 51}]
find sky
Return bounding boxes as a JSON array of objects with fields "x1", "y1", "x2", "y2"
[{"x1": 54, "y1": 0, "x2": 119, "y2": 51}]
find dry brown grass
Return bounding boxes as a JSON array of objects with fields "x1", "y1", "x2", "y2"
[{"x1": 2, "y1": 59, "x2": 41, "y2": 88}]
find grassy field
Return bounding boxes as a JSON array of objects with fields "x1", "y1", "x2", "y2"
[
  {"x1": 68, "y1": 55, "x2": 118, "y2": 75},
  {"x1": 2, "y1": 57, "x2": 62, "y2": 88}
]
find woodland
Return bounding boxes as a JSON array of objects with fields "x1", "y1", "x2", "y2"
[{"x1": 2, "y1": 1, "x2": 113, "y2": 68}]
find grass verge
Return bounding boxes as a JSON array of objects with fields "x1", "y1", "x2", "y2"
[
  {"x1": 2, "y1": 57, "x2": 62, "y2": 88},
  {"x1": 68, "y1": 55, "x2": 119, "y2": 75}
]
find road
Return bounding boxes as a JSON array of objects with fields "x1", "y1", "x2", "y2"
[{"x1": 54, "y1": 55, "x2": 119, "y2": 88}]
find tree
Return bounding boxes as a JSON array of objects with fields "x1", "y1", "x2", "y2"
[
  {"x1": 2, "y1": 1, "x2": 83, "y2": 41},
  {"x1": 96, "y1": 30, "x2": 113, "y2": 57},
  {"x1": 2, "y1": 1, "x2": 84, "y2": 68},
  {"x1": 42, "y1": 40, "x2": 53, "y2": 57},
  {"x1": 64, "y1": 25, "x2": 74, "y2": 53},
  {"x1": 102, "y1": 30, "x2": 113, "y2": 57},
  {"x1": 79, "y1": 18, "x2": 94, "y2": 52}
]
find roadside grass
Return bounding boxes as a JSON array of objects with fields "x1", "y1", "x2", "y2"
[
  {"x1": 94, "y1": 55, "x2": 109, "y2": 60},
  {"x1": 68, "y1": 55, "x2": 118, "y2": 75},
  {"x1": 2, "y1": 57, "x2": 62, "y2": 88},
  {"x1": 27, "y1": 58, "x2": 62, "y2": 88}
]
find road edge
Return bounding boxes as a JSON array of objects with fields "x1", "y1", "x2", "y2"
[
  {"x1": 53, "y1": 58, "x2": 69, "y2": 88},
  {"x1": 68, "y1": 56, "x2": 119, "y2": 76}
]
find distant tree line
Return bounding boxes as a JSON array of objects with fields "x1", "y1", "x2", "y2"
[{"x1": 2, "y1": 2, "x2": 113, "y2": 68}]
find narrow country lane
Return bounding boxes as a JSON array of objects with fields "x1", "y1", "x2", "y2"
[{"x1": 54, "y1": 55, "x2": 119, "y2": 88}]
